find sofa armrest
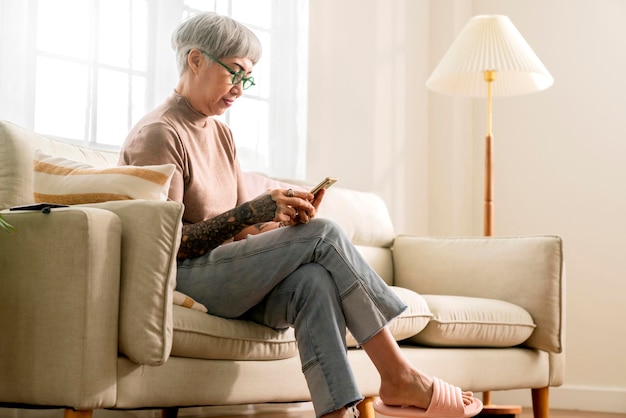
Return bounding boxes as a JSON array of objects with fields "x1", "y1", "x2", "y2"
[
  {"x1": 392, "y1": 235, "x2": 564, "y2": 353},
  {"x1": 0, "y1": 208, "x2": 121, "y2": 409}
]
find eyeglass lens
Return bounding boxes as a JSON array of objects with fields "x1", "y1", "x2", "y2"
[{"x1": 232, "y1": 73, "x2": 254, "y2": 90}]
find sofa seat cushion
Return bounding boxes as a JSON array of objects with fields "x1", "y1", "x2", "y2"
[
  {"x1": 346, "y1": 286, "x2": 432, "y2": 347},
  {"x1": 172, "y1": 286, "x2": 430, "y2": 357},
  {"x1": 409, "y1": 295, "x2": 536, "y2": 348},
  {"x1": 171, "y1": 305, "x2": 298, "y2": 360}
]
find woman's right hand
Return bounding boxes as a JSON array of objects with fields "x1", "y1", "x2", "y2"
[{"x1": 269, "y1": 188, "x2": 316, "y2": 226}]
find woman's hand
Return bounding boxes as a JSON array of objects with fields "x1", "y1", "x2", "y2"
[
  {"x1": 311, "y1": 187, "x2": 326, "y2": 210},
  {"x1": 178, "y1": 187, "x2": 329, "y2": 259},
  {"x1": 270, "y1": 188, "x2": 317, "y2": 226}
]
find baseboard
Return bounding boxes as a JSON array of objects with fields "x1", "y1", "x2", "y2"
[{"x1": 487, "y1": 385, "x2": 626, "y2": 414}]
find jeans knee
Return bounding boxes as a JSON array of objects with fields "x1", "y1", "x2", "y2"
[
  {"x1": 308, "y1": 217, "x2": 347, "y2": 242},
  {"x1": 291, "y1": 263, "x2": 337, "y2": 301}
]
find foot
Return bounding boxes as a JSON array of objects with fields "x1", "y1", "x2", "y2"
[{"x1": 379, "y1": 368, "x2": 475, "y2": 410}]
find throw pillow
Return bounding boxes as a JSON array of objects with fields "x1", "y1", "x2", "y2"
[
  {"x1": 409, "y1": 295, "x2": 536, "y2": 348},
  {"x1": 32, "y1": 149, "x2": 175, "y2": 204}
]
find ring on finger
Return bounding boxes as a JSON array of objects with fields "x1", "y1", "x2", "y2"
[{"x1": 287, "y1": 188, "x2": 295, "y2": 197}]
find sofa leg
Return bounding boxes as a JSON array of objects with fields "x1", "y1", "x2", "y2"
[
  {"x1": 531, "y1": 387, "x2": 550, "y2": 418},
  {"x1": 162, "y1": 407, "x2": 179, "y2": 418},
  {"x1": 357, "y1": 396, "x2": 375, "y2": 418},
  {"x1": 63, "y1": 410, "x2": 93, "y2": 418}
]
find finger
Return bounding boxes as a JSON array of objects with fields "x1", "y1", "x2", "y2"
[
  {"x1": 312, "y1": 188, "x2": 325, "y2": 209},
  {"x1": 285, "y1": 188, "x2": 314, "y2": 201},
  {"x1": 297, "y1": 208, "x2": 310, "y2": 223},
  {"x1": 288, "y1": 197, "x2": 316, "y2": 214}
]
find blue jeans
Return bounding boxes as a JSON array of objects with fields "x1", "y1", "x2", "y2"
[{"x1": 176, "y1": 218, "x2": 406, "y2": 417}]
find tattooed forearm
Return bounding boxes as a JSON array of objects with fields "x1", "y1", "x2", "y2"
[{"x1": 177, "y1": 194, "x2": 278, "y2": 259}]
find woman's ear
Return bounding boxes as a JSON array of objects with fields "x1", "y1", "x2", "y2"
[{"x1": 187, "y1": 49, "x2": 204, "y2": 74}]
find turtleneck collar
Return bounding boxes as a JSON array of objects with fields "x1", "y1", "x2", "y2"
[{"x1": 169, "y1": 91, "x2": 212, "y2": 127}]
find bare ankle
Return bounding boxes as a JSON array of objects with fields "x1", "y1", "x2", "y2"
[
  {"x1": 379, "y1": 369, "x2": 434, "y2": 410},
  {"x1": 321, "y1": 407, "x2": 350, "y2": 418}
]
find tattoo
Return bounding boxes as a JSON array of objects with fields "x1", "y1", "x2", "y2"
[
  {"x1": 254, "y1": 222, "x2": 274, "y2": 232},
  {"x1": 177, "y1": 194, "x2": 278, "y2": 259}
]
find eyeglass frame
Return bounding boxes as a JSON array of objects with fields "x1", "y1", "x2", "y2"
[{"x1": 197, "y1": 50, "x2": 256, "y2": 90}]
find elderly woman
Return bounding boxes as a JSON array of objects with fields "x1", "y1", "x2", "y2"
[{"x1": 119, "y1": 12, "x2": 481, "y2": 418}]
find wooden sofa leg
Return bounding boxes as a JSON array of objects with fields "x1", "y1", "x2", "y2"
[
  {"x1": 357, "y1": 396, "x2": 375, "y2": 418},
  {"x1": 162, "y1": 407, "x2": 179, "y2": 418},
  {"x1": 531, "y1": 387, "x2": 549, "y2": 418},
  {"x1": 64, "y1": 409, "x2": 93, "y2": 418}
]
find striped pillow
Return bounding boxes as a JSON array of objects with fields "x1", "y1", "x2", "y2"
[{"x1": 33, "y1": 149, "x2": 176, "y2": 205}]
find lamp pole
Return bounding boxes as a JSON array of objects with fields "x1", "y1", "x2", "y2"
[
  {"x1": 484, "y1": 70, "x2": 495, "y2": 237},
  {"x1": 483, "y1": 70, "x2": 496, "y2": 408}
]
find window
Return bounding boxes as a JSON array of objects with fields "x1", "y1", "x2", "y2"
[
  {"x1": 32, "y1": 0, "x2": 149, "y2": 147},
  {"x1": 0, "y1": 0, "x2": 309, "y2": 179}
]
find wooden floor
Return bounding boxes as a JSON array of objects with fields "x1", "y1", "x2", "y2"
[
  {"x1": 0, "y1": 407, "x2": 624, "y2": 418},
  {"x1": 518, "y1": 409, "x2": 626, "y2": 418},
  {"x1": 206, "y1": 408, "x2": 626, "y2": 418}
]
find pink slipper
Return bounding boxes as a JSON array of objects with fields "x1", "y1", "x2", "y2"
[{"x1": 373, "y1": 377, "x2": 483, "y2": 417}]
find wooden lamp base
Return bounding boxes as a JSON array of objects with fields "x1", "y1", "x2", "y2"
[
  {"x1": 478, "y1": 391, "x2": 523, "y2": 417},
  {"x1": 478, "y1": 404, "x2": 523, "y2": 417}
]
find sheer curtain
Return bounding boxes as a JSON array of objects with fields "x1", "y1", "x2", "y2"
[{"x1": 0, "y1": 0, "x2": 308, "y2": 179}]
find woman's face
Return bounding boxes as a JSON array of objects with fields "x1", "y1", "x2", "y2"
[{"x1": 187, "y1": 49, "x2": 254, "y2": 117}]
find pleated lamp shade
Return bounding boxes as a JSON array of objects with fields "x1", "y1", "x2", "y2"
[{"x1": 426, "y1": 15, "x2": 554, "y2": 97}]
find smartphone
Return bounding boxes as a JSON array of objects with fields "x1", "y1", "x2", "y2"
[{"x1": 310, "y1": 177, "x2": 337, "y2": 195}]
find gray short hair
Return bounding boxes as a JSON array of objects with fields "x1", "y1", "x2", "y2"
[{"x1": 171, "y1": 12, "x2": 262, "y2": 76}]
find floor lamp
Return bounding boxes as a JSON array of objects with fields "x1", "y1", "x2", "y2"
[{"x1": 425, "y1": 14, "x2": 554, "y2": 413}]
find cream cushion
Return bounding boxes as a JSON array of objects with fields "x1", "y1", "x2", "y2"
[
  {"x1": 171, "y1": 285, "x2": 429, "y2": 354},
  {"x1": 316, "y1": 186, "x2": 395, "y2": 248},
  {"x1": 242, "y1": 171, "x2": 396, "y2": 248},
  {"x1": 346, "y1": 286, "x2": 432, "y2": 347},
  {"x1": 409, "y1": 295, "x2": 536, "y2": 347},
  {"x1": 78, "y1": 199, "x2": 184, "y2": 366},
  {"x1": 33, "y1": 149, "x2": 175, "y2": 204},
  {"x1": 172, "y1": 306, "x2": 298, "y2": 360}
]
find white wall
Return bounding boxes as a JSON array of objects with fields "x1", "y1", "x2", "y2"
[
  {"x1": 308, "y1": 0, "x2": 626, "y2": 413},
  {"x1": 307, "y1": 0, "x2": 431, "y2": 234}
]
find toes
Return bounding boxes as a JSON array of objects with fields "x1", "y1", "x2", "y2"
[{"x1": 461, "y1": 391, "x2": 475, "y2": 406}]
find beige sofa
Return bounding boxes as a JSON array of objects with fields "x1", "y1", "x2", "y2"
[{"x1": 0, "y1": 120, "x2": 565, "y2": 418}]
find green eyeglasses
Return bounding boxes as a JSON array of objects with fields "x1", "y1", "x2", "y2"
[{"x1": 200, "y1": 50, "x2": 256, "y2": 90}]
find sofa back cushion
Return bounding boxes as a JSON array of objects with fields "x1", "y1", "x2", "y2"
[
  {"x1": 0, "y1": 120, "x2": 118, "y2": 209},
  {"x1": 79, "y1": 200, "x2": 184, "y2": 366},
  {"x1": 243, "y1": 172, "x2": 395, "y2": 248}
]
